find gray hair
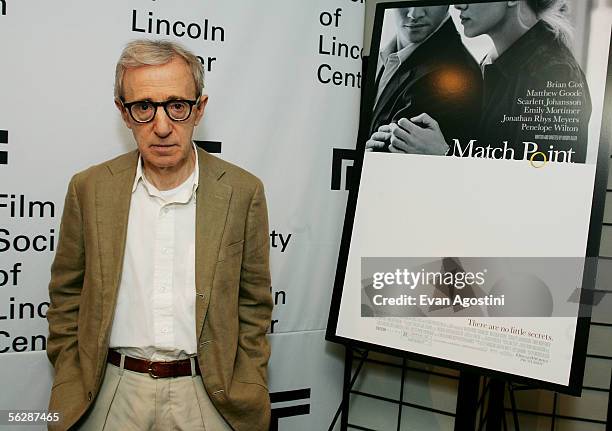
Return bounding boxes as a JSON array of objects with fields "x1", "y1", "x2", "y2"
[{"x1": 114, "y1": 39, "x2": 204, "y2": 100}]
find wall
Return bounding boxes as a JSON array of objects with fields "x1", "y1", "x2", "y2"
[{"x1": 0, "y1": 1, "x2": 365, "y2": 430}]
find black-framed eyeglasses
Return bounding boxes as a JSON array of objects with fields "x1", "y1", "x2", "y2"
[{"x1": 121, "y1": 98, "x2": 200, "y2": 123}]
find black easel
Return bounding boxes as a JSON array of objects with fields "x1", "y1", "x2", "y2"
[
  {"x1": 483, "y1": 379, "x2": 506, "y2": 431},
  {"x1": 328, "y1": 348, "x2": 370, "y2": 431},
  {"x1": 456, "y1": 371, "x2": 481, "y2": 430},
  {"x1": 328, "y1": 346, "x2": 507, "y2": 431},
  {"x1": 326, "y1": 344, "x2": 612, "y2": 431}
]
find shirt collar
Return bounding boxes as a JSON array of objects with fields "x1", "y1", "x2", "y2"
[
  {"x1": 379, "y1": 36, "x2": 412, "y2": 65},
  {"x1": 132, "y1": 142, "x2": 199, "y2": 202}
]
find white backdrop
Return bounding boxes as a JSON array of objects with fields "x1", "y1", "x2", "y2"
[{"x1": 0, "y1": 1, "x2": 364, "y2": 429}]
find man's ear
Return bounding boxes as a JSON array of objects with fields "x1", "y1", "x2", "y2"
[
  {"x1": 115, "y1": 99, "x2": 132, "y2": 130},
  {"x1": 193, "y1": 94, "x2": 209, "y2": 126}
]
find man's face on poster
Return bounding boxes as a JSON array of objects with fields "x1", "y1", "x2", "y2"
[{"x1": 392, "y1": 6, "x2": 449, "y2": 46}]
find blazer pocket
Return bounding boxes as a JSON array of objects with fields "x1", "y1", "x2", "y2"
[{"x1": 217, "y1": 240, "x2": 244, "y2": 262}]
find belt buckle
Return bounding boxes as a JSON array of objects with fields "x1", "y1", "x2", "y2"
[{"x1": 147, "y1": 361, "x2": 160, "y2": 379}]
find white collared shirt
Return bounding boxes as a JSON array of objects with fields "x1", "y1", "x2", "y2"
[{"x1": 109, "y1": 146, "x2": 199, "y2": 361}]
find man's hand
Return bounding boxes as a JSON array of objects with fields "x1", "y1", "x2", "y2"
[
  {"x1": 388, "y1": 114, "x2": 449, "y2": 155},
  {"x1": 365, "y1": 124, "x2": 392, "y2": 152}
]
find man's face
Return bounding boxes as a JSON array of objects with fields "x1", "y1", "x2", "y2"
[
  {"x1": 116, "y1": 56, "x2": 207, "y2": 171},
  {"x1": 392, "y1": 6, "x2": 449, "y2": 45}
]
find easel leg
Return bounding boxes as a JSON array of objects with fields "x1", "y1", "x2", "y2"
[
  {"x1": 340, "y1": 347, "x2": 353, "y2": 431},
  {"x1": 486, "y1": 379, "x2": 506, "y2": 431},
  {"x1": 607, "y1": 368, "x2": 612, "y2": 431},
  {"x1": 397, "y1": 358, "x2": 407, "y2": 431},
  {"x1": 455, "y1": 371, "x2": 480, "y2": 431},
  {"x1": 329, "y1": 347, "x2": 370, "y2": 431}
]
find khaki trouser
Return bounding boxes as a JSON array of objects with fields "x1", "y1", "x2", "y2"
[{"x1": 77, "y1": 357, "x2": 232, "y2": 431}]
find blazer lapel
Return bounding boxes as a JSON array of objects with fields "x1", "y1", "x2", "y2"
[
  {"x1": 371, "y1": 66, "x2": 414, "y2": 132},
  {"x1": 194, "y1": 149, "x2": 232, "y2": 340},
  {"x1": 96, "y1": 151, "x2": 138, "y2": 341}
]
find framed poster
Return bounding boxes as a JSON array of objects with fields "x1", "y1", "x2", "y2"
[{"x1": 327, "y1": 0, "x2": 612, "y2": 394}]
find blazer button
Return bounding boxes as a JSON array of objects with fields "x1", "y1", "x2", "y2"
[{"x1": 87, "y1": 392, "x2": 92, "y2": 401}]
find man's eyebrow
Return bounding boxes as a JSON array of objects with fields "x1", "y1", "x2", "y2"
[
  {"x1": 126, "y1": 97, "x2": 153, "y2": 103},
  {"x1": 128, "y1": 95, "x2": 193, "y2": 103}
]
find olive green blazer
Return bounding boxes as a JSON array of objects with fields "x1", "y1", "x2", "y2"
[{"x1": 46, "y1": 148, "x2": 273, "y2": 430}]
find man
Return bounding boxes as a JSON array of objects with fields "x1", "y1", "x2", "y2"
[
  {"x1": 46, "y1": 40, "x2": 273, "y2": 430},
  {"x1": 366, "y1": 7, "x2": 482, "y2": 155}
]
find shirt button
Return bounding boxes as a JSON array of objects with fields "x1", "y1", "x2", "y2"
[{"x1": 87, "y1": 392, "x2": 92, "y2": 401}]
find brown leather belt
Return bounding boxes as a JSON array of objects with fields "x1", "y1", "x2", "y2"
[{"x1": 107, "y1": 349, "x2": 200, "y2": 379}]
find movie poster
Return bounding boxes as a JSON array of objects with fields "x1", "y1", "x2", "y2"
[{"x1": 329, "y1": 0, "x2": 611, "y2": 391}]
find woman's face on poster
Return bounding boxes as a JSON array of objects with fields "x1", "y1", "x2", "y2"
[{"x1": 454, "y1": 2, "x2": 509, "y2": 38}]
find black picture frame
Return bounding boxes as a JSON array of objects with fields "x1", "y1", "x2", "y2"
[{"x1": 326, "y1": 0, "x2": 612, "y2": 396}]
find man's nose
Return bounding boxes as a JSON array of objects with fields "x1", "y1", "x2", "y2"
[
  {"x1": 152, "y1": 106, "x2": 172, "y2": 137},
  {"x1": 406, "y1": 7, "x2": 426, "y2": 19}
]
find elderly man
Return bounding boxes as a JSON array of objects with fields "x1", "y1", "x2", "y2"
[
  {"x1": 367, "y1": 6, "x2": 482, "y2": 155},
  {"x1": 46, "y1": 40, "x2": 273, "y2": 431}
]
